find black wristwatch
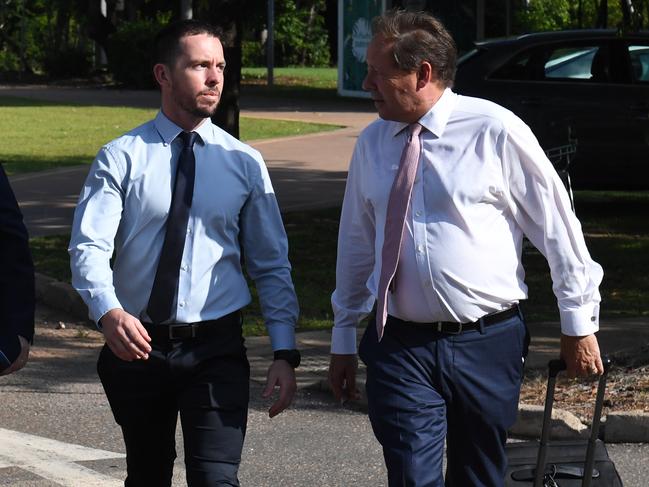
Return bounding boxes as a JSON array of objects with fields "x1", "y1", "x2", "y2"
[{"x1": 273, "y1": 349, "x2": 301, "y2": 368}]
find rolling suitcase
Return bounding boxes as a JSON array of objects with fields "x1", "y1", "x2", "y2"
[{"x1": 505, "y1": 356, "x2": 623, "y2": 486}]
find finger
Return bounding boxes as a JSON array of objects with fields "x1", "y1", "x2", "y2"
[
  {"x1": 107, "y1": 338, "x2": 135, "y2": 361},
  {"x1": 262, "y1": 376, "x2": 277, "y2": 399},
  {"x1": 345, "y1": 368, "x2": 358, "y2": 400},
  {"x1": 124, "y1": 330, "x2": 151, "y2": 357},
  {"x1": 123, "y1": 323, "x2": 152, "y2": 353},
  {"x1": 123, "y1": 338, "x2": 149, "y2": 360},
  {"x1": 269, "y1": 387, "x2": 294, "y2": 418},
  {"x1": 134, "y1": 321, "x2": 152, "y2": 344},
  {"x1": 329, "y1": 372, "x2": 344, "y2": 401}
]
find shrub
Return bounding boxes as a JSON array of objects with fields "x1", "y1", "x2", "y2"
[
  {"x1": 242, "y1": 40, "x2": 265, "y2": 67},
  {"x1": 42, "y1": 47, "x2": 92, "y2": 78},
  {"x1": 106, "y1": 18, "x2": 164, "y2": 88}
]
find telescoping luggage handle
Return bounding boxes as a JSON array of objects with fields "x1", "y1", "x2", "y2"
[{"x1": 533, "y1": 356, "x2": 612, "y2": 487}]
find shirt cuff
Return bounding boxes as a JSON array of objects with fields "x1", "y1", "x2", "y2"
[
  {"x1": 559, "y1": 303, "x2": 600, "y2": 336},
  {"x1": 268, "y1": 323, "x2": 296, "y2": 351},
  {"x1": 89, "y1": 293, "x2": 123, "y2": 325},
  {"x1": 331, "y1": 325, "x2": 358, "y2": 354}
]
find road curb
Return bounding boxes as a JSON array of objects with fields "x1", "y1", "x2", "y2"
[
  {"x1": 35, "y1": 273, "x2": 88, "y2": 322},
  {"x1": 313, "y1": 379, "x2": 649, "y2": 444}
]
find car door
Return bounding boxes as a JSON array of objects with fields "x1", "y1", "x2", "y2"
[
  {"x1": 619, "y1": 39, "x2": 649, "y2": 188},
  {"x1": 482, "y1": 39, "x2": 635, "y2": 189}
]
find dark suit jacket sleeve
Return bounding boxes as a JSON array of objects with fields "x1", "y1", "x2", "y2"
[{"x1": 0, "y1": 164, "x2": 35, "y2": 343}]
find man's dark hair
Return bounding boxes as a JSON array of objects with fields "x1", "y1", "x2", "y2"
[
  {"x1": 154, "y1": 19, "x2": 222, "y2": 66},
  {"x1": 372, "y1": 9, "x2": 457, "y2": 87}
]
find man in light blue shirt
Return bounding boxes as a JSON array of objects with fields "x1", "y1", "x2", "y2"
[{"x1": 69, "y1": 19, "x2": 299, "y2": 487}]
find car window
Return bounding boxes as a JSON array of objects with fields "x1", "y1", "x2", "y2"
[
  {"x1": 490, "y1": 43, "x2": 609, "y2": 82},
  {"x1": 628, "y1": 45, "x2": 649, "y2": 82},
  {"x1": 544, "y1": 46, "x2": 597, "y2": 79}
]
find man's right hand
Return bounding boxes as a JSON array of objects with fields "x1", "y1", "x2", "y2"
[
  {"x1": 100, "y1": 308, "x2": 152, "y2": 361},
  {"x1": 328, "y1": 354, "x2": 360, "y2": 403}
]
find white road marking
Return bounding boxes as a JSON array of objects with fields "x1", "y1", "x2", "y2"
[{"x1": 0, "y1": 428, "x2": 125, "y2": 486}]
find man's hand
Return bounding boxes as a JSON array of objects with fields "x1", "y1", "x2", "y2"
[
  {"x1": 328, "y1": 354, "x2": 360, "y2": 403},
  {"x1": 262, "y1": 359, "x2": 297, "y2": 418},
  {"x1": 0, "y1": 336, "x2": 30, "y2": 376},
  {"x1": 100, "y1": 308, "x2": 152, "y2": 361},
  {"x1": 560, "y1": 333, "x2": 603, "y2": 378}
]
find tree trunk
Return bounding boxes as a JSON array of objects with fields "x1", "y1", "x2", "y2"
[
  {"x1": 324, "y1": 0, "x2": 337, "y2": 65},
  {"x1": 596, "y1": 0, "x2": 608, "y2": 28},
  {"x1": 86, "y1": 0, "x2": 115, "y2": 50},
  {"x1": 200, "y1": 1, "x2": 243, "y2": 139},
  {"x1": 301, "y1": 4, "x2": 317, "y2": 66}
]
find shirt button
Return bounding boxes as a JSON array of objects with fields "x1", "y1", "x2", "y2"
[
  {"x1": 417, "y1": 245, "x2": 424, "y2": 253},
  {"x1": 415, "y1": 211, "x2": 422, "y2": 217},
  {"x1": 179, "y1": 301, "x2": 185, "y2": 308},
  {"x1": 181, "y1": 264, "x2": 188, "y2": 271},
  {"x1": 187, "y1": 228, "x2": 192, "y2": 235}
]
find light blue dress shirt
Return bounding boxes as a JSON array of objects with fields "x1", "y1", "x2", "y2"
[{"x1": 69, "y1": 111, "x2": 298, "y2": 350}]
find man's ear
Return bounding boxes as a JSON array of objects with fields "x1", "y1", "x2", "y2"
[
  {"x1": 153, "y1": 63, "x2": 170, "y2": 88},
  {"x1": 416, "y1": 61, "x2": 434, "y2": 89}
]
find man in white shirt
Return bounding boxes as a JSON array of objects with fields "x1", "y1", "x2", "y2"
[
  {"x1": 328, "y1": 10, "x2": 604, "y2": 487},
  {"x1": 69, "y1": 20, "x2": 299, "y2": 487}
]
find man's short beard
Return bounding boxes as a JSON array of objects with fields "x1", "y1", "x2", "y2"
[
  {"x1": 190, "y1": 105, "x2": 218, "y2": 119},
  {"x1": 175, "y1": 93, "x2": 219, "y2": 120}
]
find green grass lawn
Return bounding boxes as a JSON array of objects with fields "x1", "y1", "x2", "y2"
[
  {"x1": 242, "y1": 67, "x2": 337, "y2": 89},
  {"x1": 31, "y1": 191, "x2": 649, "y2": 335},
  {"x1": 241, "y1": 66, "x2": 338, "y2": 98},
  {"x1": 0, "y1": 96, "x2": 339, "y2": 175}
]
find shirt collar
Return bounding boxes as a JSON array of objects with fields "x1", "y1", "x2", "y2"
[
  {"x1": 391, "y1": 87, "x2": 457, "y2": 138},
  {"x1": 154, "y1": 110, "x2": 211, "y2": 146}
]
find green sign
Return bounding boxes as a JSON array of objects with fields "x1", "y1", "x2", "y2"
[{"x1": 338, "y1": 0, "x2": 386, "y2": 97}]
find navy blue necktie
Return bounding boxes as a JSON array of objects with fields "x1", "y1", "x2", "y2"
[{"x1": 146, "y1": 131, "x2": 198, "y2": 324}]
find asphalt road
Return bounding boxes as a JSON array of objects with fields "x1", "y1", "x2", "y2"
[{"x1": 0, "y1": 304, "x2": 647, "y2": 486}]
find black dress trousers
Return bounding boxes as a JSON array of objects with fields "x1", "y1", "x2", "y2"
[{"x1": 97, "y1": 317, "x2": 249, "y2": 487}]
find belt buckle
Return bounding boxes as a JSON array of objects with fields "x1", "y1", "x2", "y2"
[
  {"x1": 167, "y1": 324, "x2": 198, "y2": 340},
  {"x1": 435, "y1": 321, "x2": 463, "y2": 334}
]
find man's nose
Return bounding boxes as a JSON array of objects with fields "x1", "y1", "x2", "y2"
[
  {"x1": 206, "y1": 67, "x2": 222, "y2": 85},
  {"x1": 362, "y1": 74, "x2": 372, "y2": 92}
]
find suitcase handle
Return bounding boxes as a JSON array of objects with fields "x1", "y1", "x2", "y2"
[
  {"x1": 533, "y1": 355, "x2": 612, "y2": 487},
  {"x1": 548, "y1": 356, "x2": 612, "y2": 378}
]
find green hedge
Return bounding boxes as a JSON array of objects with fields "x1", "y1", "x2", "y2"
[{"x1": 106, "y1": 19, "x2": 164, "y2": 89}]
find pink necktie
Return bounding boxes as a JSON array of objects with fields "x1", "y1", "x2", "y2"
[{"x1": 376, "y1": 123, "x2": 422, "y2": 341}]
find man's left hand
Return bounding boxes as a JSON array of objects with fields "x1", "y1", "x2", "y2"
[
  {"x1": 262, "y1": 359, "x2": 297, "y2": 418},
  {"x1": 560, "y1": 333, "x2": 603, "y2": 378}
]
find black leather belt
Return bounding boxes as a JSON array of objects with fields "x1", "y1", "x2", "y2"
[
  {"x1": 144, "y1": 310, "x2": 241, "y2": 342},
  {"x1": 389, "y1": 305, "x2": 520, "y2": 334}
]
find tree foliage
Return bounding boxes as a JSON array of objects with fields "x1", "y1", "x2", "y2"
[
  {"x1": 242, "y1": 0, "x2": 331, "y2": 67},
  {"x1": 515, "y1": 0, "x2": 649, "y2": 32}
]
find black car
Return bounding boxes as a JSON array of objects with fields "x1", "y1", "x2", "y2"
[{"x1": 454, "y1": 30, "x2": 649, "y2": 189}]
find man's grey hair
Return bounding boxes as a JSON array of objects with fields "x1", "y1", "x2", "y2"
[{"x1": 372, "y1": 9, "x2": 457, "y2": 88}]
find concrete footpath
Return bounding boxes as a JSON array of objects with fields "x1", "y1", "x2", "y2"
[{"x1": 5, "y1": 85, "x2": 649, "y2": 443}]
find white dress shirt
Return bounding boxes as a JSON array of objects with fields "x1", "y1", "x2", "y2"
[
  {"x1": 331, "y1": 88, "x2": 603, "y2": 354},
  {"x1": 69, "y1": 111, "x2": 298, "y2": 351}
]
